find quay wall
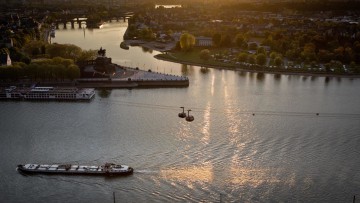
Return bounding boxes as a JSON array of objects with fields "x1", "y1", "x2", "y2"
[
  {"x1": 76, "y1": 79, "x2": 189, "y2": 88},
  {"x1": 1, "y1": 79, "x2": 189, "y2": 89}
]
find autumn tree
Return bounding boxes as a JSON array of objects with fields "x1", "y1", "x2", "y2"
[
  {"x1": 180, "y1": 33, "x2": 195, "y2": 51},
  {"x1": 301, "y1": 43, "x2": 316, "y2": 62}
]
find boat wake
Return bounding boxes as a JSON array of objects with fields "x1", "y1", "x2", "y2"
[{"x1": 134, "y1": 169, "x2": 158, "y2": 174}]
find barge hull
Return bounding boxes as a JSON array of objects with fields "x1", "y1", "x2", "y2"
[
  {"x1": 17, "y1": 163, "x2": 133, "y2": 176},
  {"x1": 17, "y1": 168, "x2": 133, "y2": 176}
]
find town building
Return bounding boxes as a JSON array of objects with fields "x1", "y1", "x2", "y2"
[
  {"x1": 0, "y1": 49, "x2": 12, "y2": 66},
  {"x1": 196, "y1": 37, "x2": 213, "y2": 47}
]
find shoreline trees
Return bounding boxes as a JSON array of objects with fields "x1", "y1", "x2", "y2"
[
  {"x1": 0, "y1": 57, "x2": 80, "y2": 82},
  {"x1": 1, "y1": 41, "x2": 96, "y2": 82}
]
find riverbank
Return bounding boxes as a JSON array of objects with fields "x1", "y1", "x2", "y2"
[
  {"x1": 0, "y1": 78, "x2": 189, "y2": 89},
  {"x1": 123, "y1": 40, "x2": 176, "y2": 52},
  {"x1": 155, "y1": 53, "x2": 360, "y2": 78},
  {"x1": 76, "y1": 78, "x2": 188, "y2": 88}
]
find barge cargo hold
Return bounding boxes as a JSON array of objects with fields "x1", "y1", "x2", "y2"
[
  {"x1": 0, "y1": 86, "x2": 95, "y2": 101},
  {"x1": 17, "y1": 163, "x2": 133, "y2": 176}
]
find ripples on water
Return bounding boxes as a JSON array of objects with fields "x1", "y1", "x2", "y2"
[{"x1": 1, "y1": 21, "x2": 360, "y2": 202}]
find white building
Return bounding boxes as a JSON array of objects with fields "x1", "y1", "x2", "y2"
[{"x1": 196, "y1": 37, "x2": 213, "y2": 47}]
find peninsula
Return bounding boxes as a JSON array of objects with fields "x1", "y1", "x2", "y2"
[{"x1": 124, "y1": 1, "x2": 360, "y2": 77}]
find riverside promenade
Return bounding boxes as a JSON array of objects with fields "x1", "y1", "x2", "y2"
[
  {"x1": 76, "y1": 48, "x2": 189, "y2": 88},
  {"x1": 77, "y1": 65, "x2": 189, "y2": 88}
]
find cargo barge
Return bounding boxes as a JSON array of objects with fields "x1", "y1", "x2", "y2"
[{"x1": 17, "y1": 163, "x2": 133, "y2": 176}]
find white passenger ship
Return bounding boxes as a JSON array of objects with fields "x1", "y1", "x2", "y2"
[{"x1": 0, "y1": 86, "x2": 95, "y2": 101}]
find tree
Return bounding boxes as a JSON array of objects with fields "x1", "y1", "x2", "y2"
[
  {"x1": 326, "y1": 60, "x2": 343, "y2": 73},
  {"x1": 248, "y1": 55, "x2": 256, "y2": 64},
  {"x1": 9, "y1": 47, "x2": 31, "y2": 64},
  {"x1": 77, "y1": 50, "x2": 97, "y2": 62},
  {"x1": 274, "y1": 56, "x2": 283, "y2": 67},
  {"x1": 140, "y1": 28, "x2": 155, "y2": 41},
  {"x1": 256, "y1": 54, "x2": 267, "y2": 66},
  {"x1": 67, "y1": 64, "x2": 80, "y2": 80},
  {"x1": 235, "y1": 34, "x2": 246, "y2": 48},
  {"x1": 241, "y1": 43, "x2": 248, "y2": 50},
  {"x1": 350, "y1": 61, "x2": 360, "y2": 73},
  {"x1": 343, "y1": 47, "x2": 354, "y2": 64},
  {"x1": 46, "y1": 43, "x2": 82, "y2": 61},
  {"x1": 220, "y1": 35, "x2": 232, "y2": 47},
  {"x1": 199, "y1": 49, "x2": 211, "y2": 61},
  {"x1": 212, "y1": 33, "x2": 221, "y2": 47},
  {"x1": 180, "y1": 33, "x2": 195, "y2": 52},
  {"x1": 238, "y1": 52, "x2": 248, "y2": 62},
  {"x1": 23, "y1": 40, "x2": 47, "y2": 57},
  {"x1": 257, "y1": 47, "x2": 266, "y2": 55},
  {"x1": 301, "y1": 43, "x2": 316, "y2": 61},
  {"x1": 270, "y1": 52, "x2": 278, "y2": 60},
  {"x1": 285, "y1": 49, "x2": 300, "y2": 61},
  {"x1": 318, "y1": 49, "x2": 333, "y2": 63},
  {"x1": 248, "y1": 42, "x2": 258, "y2": 50},
  {"x1": 174, "y1": 41, "x2": 181, "y2": 51}
]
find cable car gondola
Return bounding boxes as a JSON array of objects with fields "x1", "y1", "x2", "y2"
[
  {"x1": 185, "y1": 109, "x2": 194, "y2": 122},
  {"x1": 178, "y1": 107, "x2": 186, "y2": 118}
]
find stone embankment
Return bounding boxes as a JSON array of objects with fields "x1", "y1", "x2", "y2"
[{"x1": 78, "y1": 65, "x2": 189, "y2": 88}]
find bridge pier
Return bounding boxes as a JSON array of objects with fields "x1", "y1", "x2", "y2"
[
  {"x1": 71, "y1": 21, "x2": 75, "y2": 29},
  {"x1": 63, "y1": 22, "x2": 67, "y2": 29},
  {"x1": 78, "y1": 20, "x2": 82, "y2": 28}
]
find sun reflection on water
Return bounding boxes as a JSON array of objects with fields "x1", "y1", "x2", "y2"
[
  {"x1": 201, "y1": 103, "x2": 211, "y2": 145},
  {"x1": 211, "y1": 74, "x2": 215, "y2": 96},
  {"x1": 229, "y1": 167, "x2": 281, "y2": 187},
  {"x1": 226, "y1": 166, "x2": 298, "y2": 190},
  {"x1": 160, "y1": 164, "x2": 213, "y2": 183}
]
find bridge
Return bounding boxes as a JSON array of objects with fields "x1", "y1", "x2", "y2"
[{"x1": 54, "y1": 12, "x2": 134, "y2": 29}]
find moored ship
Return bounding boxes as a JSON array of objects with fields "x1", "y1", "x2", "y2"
[
  {"x1": 0, "y1": 86, "x2": 95, "y2": 101},
  {"x1": 17, "y1": 163, "x2": 134, "y2": 176}
]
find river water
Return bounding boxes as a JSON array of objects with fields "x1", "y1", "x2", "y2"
[{"x1": 1, "y1": 21, "x2": 360, "y2": 203}]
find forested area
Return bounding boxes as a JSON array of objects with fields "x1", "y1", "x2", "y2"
[{"x1": 1, "y1": 43, "x2": 96, "y2": 81}]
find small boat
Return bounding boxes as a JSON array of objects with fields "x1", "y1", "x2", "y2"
[{"x1": 17, "y1": 163, "x2": 133, "y2": 176}]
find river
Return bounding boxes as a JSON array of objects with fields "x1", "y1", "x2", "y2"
[{"x1": 1, "y1": 20, "x2": 360, "y2": 202}]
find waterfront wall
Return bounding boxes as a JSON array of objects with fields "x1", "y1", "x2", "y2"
[{"x1": 76, "y1": 79, "x2": 189, "y2": 88}]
